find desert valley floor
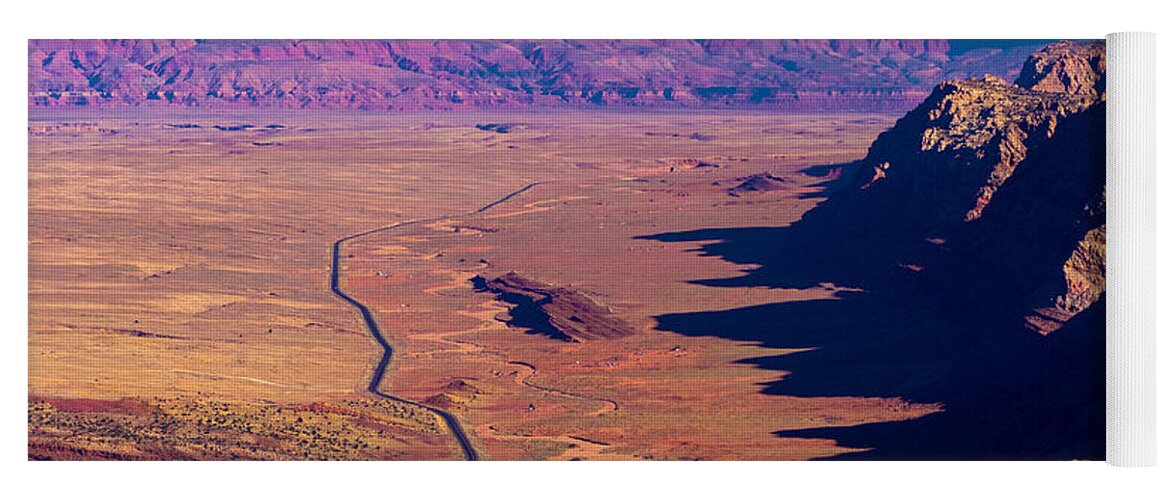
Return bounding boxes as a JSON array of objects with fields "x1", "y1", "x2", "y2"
[{"x1": 27, "y1": 109, "x2": 959, "y2": 460}]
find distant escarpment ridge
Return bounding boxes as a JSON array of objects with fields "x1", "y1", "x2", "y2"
[
  {"x1": 816, "y1": 39, "x2": 1106, "y2": 336},
  {"x1": 28, "y1": 39, "x2": 1049, "y2": 111}
]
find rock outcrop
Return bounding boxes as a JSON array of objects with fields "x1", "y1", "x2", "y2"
[
  {"x1": 1014, "y1": 40, "x2": 1106, "y2": 95},
  {"x1": 727, "y1": 172, "x2": 786, "y2": 196},
  {"x1": 28, "y1": 39, "x2": 1049, "y2": 111},
  {"x1": 474, "y1": 272, "x2": 636, "y2": 342},
  {"x1": 826, "y1": 40, "x2": 1105, "y2": 334}
]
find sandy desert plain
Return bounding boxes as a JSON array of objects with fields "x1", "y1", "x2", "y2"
[{"x1": 28, "y1": 108, "x2": 947, "y2": 460}]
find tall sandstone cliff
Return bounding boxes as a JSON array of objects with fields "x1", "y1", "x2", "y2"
[
  {"x1": 832, "y1": 40, "x2": 1105, "y2": 335},
  {"x1": 753, "y1": 41, "x2": 1107, "y2": 458}
]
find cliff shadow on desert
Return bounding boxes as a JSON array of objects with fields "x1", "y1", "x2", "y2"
[{"x1": 638, "y1": 148, "x2": 1106, "y2": 460}]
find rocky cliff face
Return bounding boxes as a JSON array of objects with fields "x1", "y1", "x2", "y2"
[
  {"x1": 28, "y1": 39, "x2": 1048, "y2": 111},
  {"x1": 1014, "y1": 40, "x2": 1106, "y2": 95},
  {"x1": 830, "y1": 40, "x2": 1105, "y2": 334},
  {"x1": 643, "y1": 40, "x2": 1106, "y2": 458}
]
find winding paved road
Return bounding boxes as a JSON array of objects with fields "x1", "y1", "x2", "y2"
[{"x1": 329, "y1": 182, "x2": 542, "y2": 461}]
